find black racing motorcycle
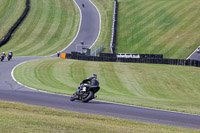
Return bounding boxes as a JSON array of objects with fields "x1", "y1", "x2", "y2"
[
  {"x1": 70, "y1": 81, "x2": 100, "y2": 103},
  {"x1": 7, "y1": 55, "x2": 12, "y2": 61}
]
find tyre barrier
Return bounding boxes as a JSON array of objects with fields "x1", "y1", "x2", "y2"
[
  {"x1": 139, "y1": 54, "x2": 163, "y2": 59},
  {"x1": 0, "y1": 0, "x2": 30, "y2": 47},
  {"x1": 64, "y1": 52, "x2": 200, "y2": 68},
  {"x1": 100, "y1": 53, "x2": 117, "y2": 58},
  {"x1": 110, "y1": 0, "x2": 118, "y2": 53}
]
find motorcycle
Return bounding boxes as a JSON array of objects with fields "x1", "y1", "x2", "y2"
[
  {"x1": 7, "y1": 55, "x2": 12, "y2": 61},
  {"x1": 70, "y1": 81, "x2": 100, "y2": 103},
  {"x1": 1, "y1": 56, "x2": 5, "y2": 62}
]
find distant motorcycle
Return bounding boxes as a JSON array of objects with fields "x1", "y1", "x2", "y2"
[
  {"x1": 70, "y1": 81, "x2": 100, "y2": 103},
  {"x1": 7, "y1": 55, "x2": 12, "y2": 61},
  {"x1": 1, "y1": 56, "x2": 5, "y2": 62}
]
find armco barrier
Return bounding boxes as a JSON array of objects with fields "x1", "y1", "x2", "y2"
[
  {"x1": 65, "y1": 52, "x2": 200, "y2": 68},
  {"x1": 0, "y1": 0, "x2": 30, "y2": 47}
]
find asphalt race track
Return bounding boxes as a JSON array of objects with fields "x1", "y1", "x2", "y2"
[
  {"x1": 0, "y1": 0, "x2": 200, "y2": 130},
  {"x1": 187, "y1": 47, "x2": 200, "y2": 61}
]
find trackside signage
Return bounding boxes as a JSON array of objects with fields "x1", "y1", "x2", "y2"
[{"x1": 117, "y1": 54, "x2": 140, "y2": 58}]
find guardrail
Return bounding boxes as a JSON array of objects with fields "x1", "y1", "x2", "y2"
[
  {"x1": 0, "y1": 0, "x2": 30, "y2": 47},
  {"x1": 110, "y1": 0, "x2": 118, "y2": 53},
  {"x1": 63, "y1": 52, "x2": 200, "y2": 68},
  {"x1": 91, "y1": 45, "x2": 104, "y2": 56}
]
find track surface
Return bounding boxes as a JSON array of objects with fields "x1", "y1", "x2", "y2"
[
  {"x1": 0, "y1": 0, "x2": 200, "y2": 130},
  {"x1": 187, "y1": 47, "x2": 200, "y2": 61}
]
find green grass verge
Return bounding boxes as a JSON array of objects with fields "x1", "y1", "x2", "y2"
[
  {"x1": 14, "y1": 58, "x2": 200, "y2": 115},
  {"x1": 0, "y1": 100, "x2": 199, "y2": 133},
  {"x1": 89, "y1": 0, "x2": 113, "y2": 53},
  {"x1": 0, "y1": 0, "x2": 79, "y2": 56},
  {"x1": 117, "y1": 0, "x2": 200, "y2": 59},
  {"x1": 0, "y1": 0, "x2": 25, "y2": 39}
]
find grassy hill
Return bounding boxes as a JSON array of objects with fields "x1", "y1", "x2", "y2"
[
  {"x1": 0, "y1": 0, "x2": 25, "y2": 40},
  {"x1": 117, "y1": 0, "x2": 200, "y2": 59},
  {"x1": 14, "y1": 58, "x2": 200, "y2": 115},
  {"x1": 0, "y1": 0, "x2": 79, "y2": 56}
]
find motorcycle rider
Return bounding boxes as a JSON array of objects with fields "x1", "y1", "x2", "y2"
[
  {"x1": 76, "y1": 74, "x2": 99, "y2": 95},
  {"x1": 8, "y1": 51, "x2": 13, "y2": 60},
  {"x1": 1, "y1": 52, "x2": 6, "y2": 61}
]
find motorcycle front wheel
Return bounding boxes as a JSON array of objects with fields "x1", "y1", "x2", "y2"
[{"x1": 70, "y1": 93, "x2": 78, "y2": 101}]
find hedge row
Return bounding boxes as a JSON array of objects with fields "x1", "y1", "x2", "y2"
[{"x1": 0, "y1": 0, "x2": 30, "y2": 47}]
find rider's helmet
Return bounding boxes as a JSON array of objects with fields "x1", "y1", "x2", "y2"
[{"x1": 92, "y1": 74, "x2": 97, "y2": 79}]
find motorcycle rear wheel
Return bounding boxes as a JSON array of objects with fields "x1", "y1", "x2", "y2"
[{"x1": 82, "y1": 91, "x2": 94, "y2": 103}]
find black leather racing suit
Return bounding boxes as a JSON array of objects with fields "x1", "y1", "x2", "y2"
[
  {"x1": 82, "y1": 76, "x2": 99, "y2": 87},
  {"x1": 77, "y1": 76, "x2": 99, "y2": 94}
]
